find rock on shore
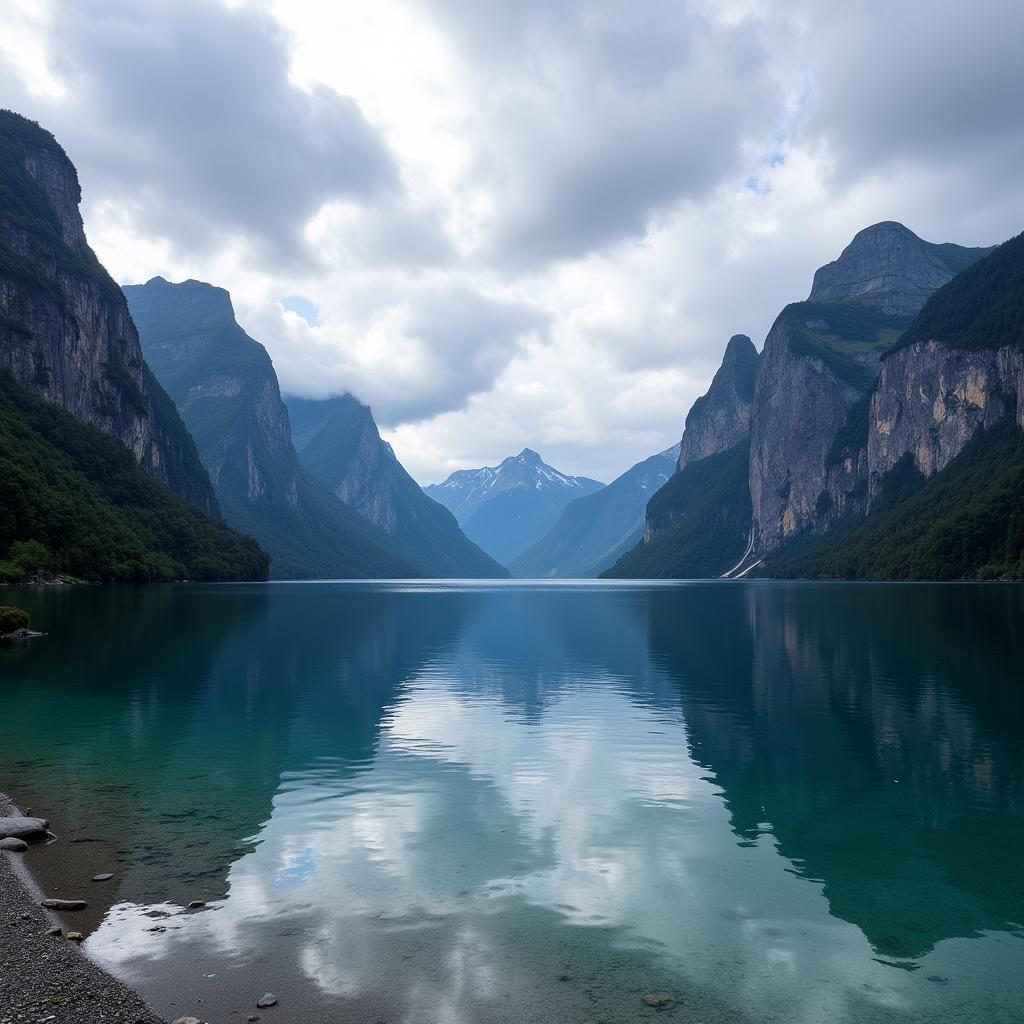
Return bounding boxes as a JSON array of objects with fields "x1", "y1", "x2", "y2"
[
  {"x1": 0, "y1": 816, "x2": 48, "y2": 840},
  {"x1": 0, "y1": 794, "x2": 165, "y2": 1023}
]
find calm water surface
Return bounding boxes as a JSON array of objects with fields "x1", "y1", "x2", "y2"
[{"x1": 1, "y1": 581, "x2": 1022, "y2": 1023}]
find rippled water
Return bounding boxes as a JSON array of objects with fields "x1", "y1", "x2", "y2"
[{"x1": 1, "y1": 581, "x2": 1022, "y2": 1023}]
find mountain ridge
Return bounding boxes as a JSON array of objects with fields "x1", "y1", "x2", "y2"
[
  {"x1": 510, "y1": 443, "x2": 679, "y2": 578},
  {"x1": 125, "y1": 276, "x2": 422, "y2": 580},
  {"x1": 425, "y1": 449, "x2": 604, "y2": 564},
  {"x1": 286, "y1": 393, "x2": 509, "y2": 578}
]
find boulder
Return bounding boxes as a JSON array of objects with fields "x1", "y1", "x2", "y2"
[
  {"x1": 0, "y1": 837, "x2": 29, "y2": 852},
  {"x1": 0, "y1": 816, "x2": 48, "y2": 840},
  {"x1": 256, "y1": 994, "x2": 278, "y2": 1008}
]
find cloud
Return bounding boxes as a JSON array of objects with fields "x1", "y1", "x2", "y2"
[
  {"x1": 3, "y1": 0, "x2": 1023, "y2": 484},
  {"x1": 425, "y1": 0, "x2": 789, "y2": 267},
  {"x1": 5, "y1": 0, "x2": 398, "y2": 263},
  {"x1": 267, "y1": 279, "x2": 547, "y2": 425}
]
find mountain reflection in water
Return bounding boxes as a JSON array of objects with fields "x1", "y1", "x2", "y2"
[{"x1": 1, "y1": 581, "x2": 1021, "y2": 1024}]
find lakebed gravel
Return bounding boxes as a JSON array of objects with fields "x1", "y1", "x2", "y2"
[{"x1": 0, "y1": 793, "x2": 165, "y2": 1024}]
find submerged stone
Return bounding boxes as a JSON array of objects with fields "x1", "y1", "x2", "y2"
[
  {"x1": 41, "y1": 898, "x2": 87, "y2": 911},
  {"x1": 642, "y1": 993, "x2": 673, "y2": 1008}
]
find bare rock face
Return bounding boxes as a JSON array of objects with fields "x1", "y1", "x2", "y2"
[
  {"x1": 808, "y1": 221, "x2": 990, "y2": 318},
  {"x1": 869, "y1": 341, "x2": 1024, "y2": 497},
  {"x1": 677, "y1": 335, "x2": 759, "y2": 472},
  {"x1": 125, "y1": 277, "x2": 421, "y2": 580},
  {"x1": 748, "y1": 223, "x2": 991, "y2": 551},
  {"x1": 0, "y1": 111, "x2": 218, "y2": 514}
]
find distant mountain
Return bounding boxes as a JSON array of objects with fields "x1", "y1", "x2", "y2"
[
  {"x1": 424, "y1": 449, "x2": 604, "y2": 564},
  {"x1": 125, "y1": 277, "x2": 420, "y2": 580},
  {"x1": 286, "y1": 394, "x2": 508, "y2": 578},
  {"x1": 510, "y1": 443, "x2": 679, "y2": 578}
]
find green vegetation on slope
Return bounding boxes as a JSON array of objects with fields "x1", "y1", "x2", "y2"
[
  {"x1": 0, "y1": 370, "x2": 268, "y2": 582},
  {"x1": 602, "y1": 441, "x2": 751, "y2": 579},
  {"x1": 889, "y1": 231, "x2": 1024, "y2": 355},
  {"x1": 0, "y1": 110, "x2": 120, "y2": 307},
  {"x1": 765, "y1": 418, "x2": 1024, "y2": 581},
  {"x1": 782, "y1": 300, "x2": 910, "y2": 386}
]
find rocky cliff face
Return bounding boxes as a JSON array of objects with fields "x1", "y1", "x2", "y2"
[
  {"x1": 126, "y1": 277, "x2": 420, "y2": 580},
  {"x1": 749, "y1": 222, "x2": 991, "y2": 551},
  {"x1": 807, "y1": 221, "x2": 989, "y2": 317},
  {"x1": 677, "y1": 335, "x2": 759, "y2": 471},
  {"x1": 0, "y1": 111, "x2": 217, "y2": 513},
  {"x1": 865, "y1": 232, "x2": 1024, "y2": 499}
]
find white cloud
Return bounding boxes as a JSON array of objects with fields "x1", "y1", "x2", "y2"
[{"x1": 1, "y1": 0, "x2": 1021, "y2": 483}]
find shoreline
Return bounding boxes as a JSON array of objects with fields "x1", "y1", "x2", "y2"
[{"x1": 0, "y1": 793, "x2": 167, "y2": 1024}]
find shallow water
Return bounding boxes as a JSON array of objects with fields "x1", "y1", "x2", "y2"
[{"x1": 1, "y1": 580, "x2": 1022, "y2": 1023}]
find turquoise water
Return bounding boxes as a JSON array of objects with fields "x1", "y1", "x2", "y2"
[{"x1": 1, "y1": 581, "x2": 1022, "y2": 1023}]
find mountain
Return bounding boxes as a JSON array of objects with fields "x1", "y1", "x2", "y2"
[
  {"x1": 509, "y1": 443, "x2": 679, "y2": 578},
  {"x1": 749, "y1": 221, "x2": 992, "y2": 551},
  {"x1": 0, "y1": 110, "x2": 218, "y2": 514},
  {"x1": 285, "y1": 394, "x2": 508, "y2": 578},
  {"x1": 424, "y1": 449, "x2": 604, "y2": 564},
  {"x1": 766, "y1": 231, "x2": 1024, "y2": 580},
  {"x1": 0, "y1": 110, "x2": 265, "y2": 582},
  {"x1": 605, "y1": 222, "x2": 995, "y2": 580},
  {"x1": 124, "y1": 277, "x2": 421, "y2": 580},
  {"x1": 603, "y1": 335, "x2": 759, "y2": 579},
  {"x1": 0, "y1": 369, "x2": 267, "y2": 582},
  {"x1": 677, "y1": 335, "x2": 759, "y2": 471}
]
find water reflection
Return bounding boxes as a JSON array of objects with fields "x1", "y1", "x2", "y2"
[{"x1": 1, "y1": 582, "x2": 1021, "y2": 1023}]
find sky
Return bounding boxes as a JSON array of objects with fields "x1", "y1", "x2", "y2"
[{"x1": 2, "y1": 0, "x2": 1023, "y2": 484}]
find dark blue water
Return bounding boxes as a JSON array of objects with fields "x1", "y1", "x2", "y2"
[{"x1": 1, "y1": 581, "x2": 1022, "y2": 1023}]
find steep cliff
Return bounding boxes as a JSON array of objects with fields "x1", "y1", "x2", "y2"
[
  {"x1": 749, "y1": 222, "x2": 991, "y2": 550},
  {"x1": 677, "y1": 335, "x2": 758, "y2": 470},
  {"x1": 0, "y1": 110, "x2": 217, "y2": 513},
  {"x1": 601, "y1": 334, "x2": 759, "y2": 579},
  {"x1": 601, "y1": 440, "x2": 752, "y2": 579},
  {"x1": 510, "y1": 443, "x2": 679, "y2": 578},
  {"x1": 125, "y1": 277, "x2": 420, "y2": 580},
  {"x1": 766, "y1": 232, "x2": 1024, "y2": 580},
  {"x1": 869, "y1": 232, "x2": 1024, "y2": 493},
  {"x1": 286, "y1": 394, "x2": 508, "y2": 578}
]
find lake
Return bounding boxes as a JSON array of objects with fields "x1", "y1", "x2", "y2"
[{"x1": 1, "y1": 581, "x2": 1022, "y2": 1023}]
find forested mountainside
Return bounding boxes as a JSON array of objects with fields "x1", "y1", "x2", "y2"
[
  {"x1": 425, "y1": 449, "x2": 604, "y2": 565},
  {"x1": 286, "y1": 394, "x2": 508, "y2": 578},
  {"x1": 602, "y1": 333, "x2": 760, "y2": 579},
  {"x1": 0, "y1": 111, "x2": 266, "y2": 582},
  {"x1": 0, "y1": 369, "x2": 267, "y2": 582},
  {"x1": 125, "y1": 277, "x2": 421, "y2": 580}
]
